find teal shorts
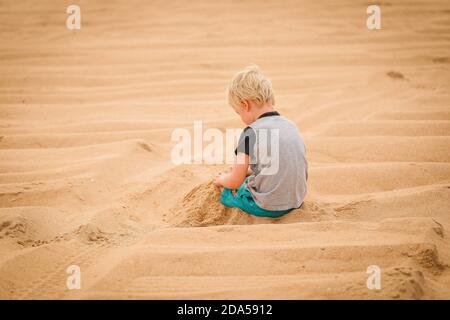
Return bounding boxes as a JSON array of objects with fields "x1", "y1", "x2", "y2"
[{"x1": 220, "y1": 179, "x2": 293, "y2": 218}]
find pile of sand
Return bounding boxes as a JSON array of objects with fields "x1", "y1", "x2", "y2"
[{"x1": 168, "y1": 181, "x2": 240, "y2": 227}]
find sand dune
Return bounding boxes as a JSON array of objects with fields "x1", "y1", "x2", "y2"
[{"x1": 1, "y1": 0, "x2": 450, "y2": 299}]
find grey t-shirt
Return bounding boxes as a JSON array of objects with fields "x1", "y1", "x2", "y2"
[{"x1": 235, "y1": 111, "x2": 308, "y2": 211}]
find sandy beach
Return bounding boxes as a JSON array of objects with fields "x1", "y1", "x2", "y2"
[{"x1": 0, "y1": 0, "x2": 449, "y2": 299}]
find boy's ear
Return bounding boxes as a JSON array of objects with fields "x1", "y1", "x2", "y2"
[{"x1": 240, "y1": 99, "x2": 250, "y2": 111}]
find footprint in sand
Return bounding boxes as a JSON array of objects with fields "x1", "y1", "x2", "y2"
[{"x1": 387, "y1": 70, "x2": 406, "y2": 80}]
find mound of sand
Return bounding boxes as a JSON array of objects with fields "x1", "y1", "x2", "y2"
[
  {"x1": 167, "y1": 181, "x2": 253, "y2": 227},
  {"x1": 74, "y1": 224, "x2": 109, "y2": 244}
]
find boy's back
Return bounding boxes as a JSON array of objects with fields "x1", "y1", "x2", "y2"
[{"x1": 242, "y1": 112, "x2": 308, "y2": 211}]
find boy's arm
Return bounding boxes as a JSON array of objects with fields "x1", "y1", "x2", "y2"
[{"x1": 215, "y1": 153, "x2": 249, "y2": 189}]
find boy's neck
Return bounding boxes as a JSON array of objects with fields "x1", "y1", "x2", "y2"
[{"x1": 252, "y1": 104, "x2": 276, "y2": 122}]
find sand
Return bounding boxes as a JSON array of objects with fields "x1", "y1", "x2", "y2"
[{"x1": 0, "y1": 0, "x2": 449, "y2": 299}]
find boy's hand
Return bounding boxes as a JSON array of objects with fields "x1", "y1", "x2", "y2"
[
  {"x1": 214, "y1": 172, "x2": 226, "y2": 187},
  {"x1": 222, "y1": 167, "x2": 233, "y2": 174},
  {"x1": 214, "y1": 167, "x2": 232, "y2": 186},
  {"x1": 215, "y1": 154, "x2": 249, "y2": 189}
]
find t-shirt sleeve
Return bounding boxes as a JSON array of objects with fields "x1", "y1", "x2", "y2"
[{"x1": 234, "y1": 126, "x2": 256, "y2": 156}]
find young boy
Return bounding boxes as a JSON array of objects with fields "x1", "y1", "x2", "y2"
[{"x1": 214, "y1": 65, "x2": 308, "y2": 218}]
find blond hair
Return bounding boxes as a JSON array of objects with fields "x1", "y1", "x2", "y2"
[{"x1": 227, "y1": 64, "x2": 275, "y2": 109}]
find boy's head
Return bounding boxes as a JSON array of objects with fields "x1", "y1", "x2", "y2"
[{"x1": 227, "y1": 65, "x2": 275, "y2": 125}]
